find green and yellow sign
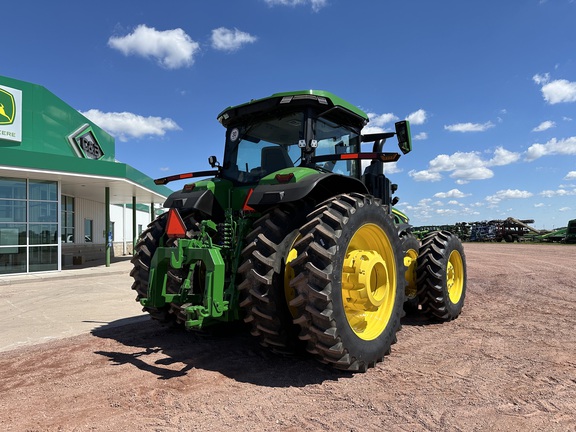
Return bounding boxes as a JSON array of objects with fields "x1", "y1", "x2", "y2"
[{"x1": 0, "y1": 85, "x2": 22, "y2": 142}]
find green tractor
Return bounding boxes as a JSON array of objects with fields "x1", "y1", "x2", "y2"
[{"x1": 130, "y1": 90, "x2": 467, "y2": 372}]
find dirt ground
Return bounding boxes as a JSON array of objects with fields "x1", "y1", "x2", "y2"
[{"x1": 1, "y1": 243, "x2": 575, "y2": 432}]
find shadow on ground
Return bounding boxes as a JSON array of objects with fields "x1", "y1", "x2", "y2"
[
  {"x1": 91, "y1": 312, "x2": 435, "y2": 387},
  {"x1": 91, "y1": 318, "x2": 345, "y2": 387}
]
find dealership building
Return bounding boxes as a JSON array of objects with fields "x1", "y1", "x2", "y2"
[{"x1": 0, "y1": 75, "x2": 172, "y2": 275}]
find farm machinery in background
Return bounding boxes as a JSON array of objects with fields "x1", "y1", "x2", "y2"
[
  {"x1": 413, "y1": 217, "x2": 576, "y2": 243},
  {"x1": 413, "y1": 218, "x2": 540, "y2": 242},
  {"x1": 538, "y1": 218, "x2": 576, "y2": 243},
  {"x1": 471, "y1": 218, "x2": 540, "y2": 242}
]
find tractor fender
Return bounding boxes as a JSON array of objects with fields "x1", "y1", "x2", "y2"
[
  {"x1": 396, "y1": 223, "x2": 413, "y2": 236},
  {"x1": 247, "y1": 172, "x2": 368, "y2": 210},
  {"x1": 164, "y1": 189, "x2": 224, "y2": 219}
]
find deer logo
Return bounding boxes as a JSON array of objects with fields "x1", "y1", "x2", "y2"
[{"x1": 0, "y1": 103, "x2": 11, "y2": 122}]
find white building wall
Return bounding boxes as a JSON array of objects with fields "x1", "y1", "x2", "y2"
[
  {"x1": 62, "y1": 198, "x2": 156, "y2": 263},
  {"x1": 75, "y1": 197, "x2": 106, "y2": 244},
  {"x1": 110, "y1": 204, "x2": 155, "y2": 255}
]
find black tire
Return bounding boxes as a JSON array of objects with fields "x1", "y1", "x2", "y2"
[
  {"x1": 289, "y1": 193, "x2": 406, "y2": 372},
  {"x1": 400, "y1": 232, "x2": 420, "y2": 313},
  {"x1": 130, "y1": 210, "x2": 200, "y2": 325},
  {"x1": 416, "y1": 230, "x2": 467, "y2": 321},
  {"x1": 238, "y1": 201, "x2": 313, "y2": 354}
]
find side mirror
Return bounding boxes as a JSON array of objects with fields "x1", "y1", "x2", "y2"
[
  {"x1": 395, "y1": 120, "x2": 412, "y2": 155},
  {"x1": 208, "y1": 155, "x2": 220, "y2": 168}
]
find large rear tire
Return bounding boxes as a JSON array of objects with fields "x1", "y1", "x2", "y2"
[
  {"x1": 289, "y1": 193, "x2": 405, "y2": 371},
  {"x1": 416, "y1": 230, "x2": 466, "y2": 321},
  {"x1": 238, "y1": 202, "x2": 313, "y2": 354}
]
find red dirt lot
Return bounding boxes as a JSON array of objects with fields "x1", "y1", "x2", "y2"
[{"x1": 1, "y1": 243, "x2": 575, "y2": 432}]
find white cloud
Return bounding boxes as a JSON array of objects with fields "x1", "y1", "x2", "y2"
[
  {"x1": 541, "y1": 79, "x2": 576, "y2": 104},
  {"x1": 559, "y1": 207, "x2": 571, "y2": 212},
  {"x1": 434, "y1": 189, "x2": 470, "y2": 199},
  {"x1": 406, "y1": 109, "x2": 427, "y2": 125},
  {"x1": 81, "y1": 109, "x2": 181, "y2": 142},
  {"x1": 532, "y1": 73, "x2": 550, "y2": 85},
  {"x1": 488, "y1": 147, "x2": 521, "y2": 166},
  {"x1": 451, "y1": 166, "x2": 494, "y2": 183},
  {"x1": 532, "y1": 120, "x2": 556, "y2": 132},
  {"x1": 408, "y1": 169, "x2": 442, "y2": 182},
  {"x1": 444, "y1": 121, "x2": 495, "y2": 132},
  {"x1": 361, "y1": 125, "x2": 386, "y2": 135},
  {"x1": 534, "y1": 203, "x2": 545, "y2": 208},
  {"x1": 366, "y1": 112, "x2": 398, "y2": 128},
  {"x1": 565, "y1": 171, "x2": 576, "y2": 180},
  {"x1": 398, "y1": 197, "x2": 480, "y2": 223},
  {"x1": 384, "y1": 162, "x2": 401, "y2": 175},
  {"x1": 533, "y1": 73, "x2": 576, "y2": 104},
  {"x1": 486, "y1": 189, "x2": 533, "y2": 205},
  {"x1": 211, "y1": 27, "x2": 257, "y2": 52},
  {"x1": 411, "y1": 147, "x2": 518, "y2": 183},
  {"x1": 108, "y1": 25, "x2": 200, "y2": 69},
  {"x1": 428, "y1": 152, "x2": 485, "y2": 172},
  {"x1": 525, "y1": 136, "x2": 576, "y2": 161},
  {"x1": 539, "y1": 188, "x2": 576, "y2": 198},
  {"x1": 413, "y1": 132, "x2": 428, "y2": 140},
  {"x1": 264, "y1": 0, "x2": 327, "y2": 12}
]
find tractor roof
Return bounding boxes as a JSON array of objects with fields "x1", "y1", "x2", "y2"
[{"x1": 217, "y1": 89, "x2": 369, "y2": 129}]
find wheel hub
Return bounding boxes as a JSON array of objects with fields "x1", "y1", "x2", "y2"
[{"x1": 342, "y1": 250, "x2": 389, "y2": 312}]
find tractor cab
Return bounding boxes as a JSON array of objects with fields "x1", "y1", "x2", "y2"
[{"x1": 216, "y1": 90, "x2": 411, "y2": 186}]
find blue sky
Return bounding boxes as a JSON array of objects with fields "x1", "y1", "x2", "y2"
[{"x1": 3, "y1": 0, "x2": 576, "y2": 229}]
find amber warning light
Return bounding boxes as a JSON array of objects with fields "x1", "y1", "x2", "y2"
[{"x1": 166, "y1": 209, "x2": 187, "y2": 238}]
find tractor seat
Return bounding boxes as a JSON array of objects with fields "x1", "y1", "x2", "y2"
[{"x1": 261, "y1": 146, "x2": 293, "y2": 174}]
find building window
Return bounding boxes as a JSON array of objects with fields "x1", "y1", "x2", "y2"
[
  {"x1": 0, "y1": 177, "x2": 58, "y2": 274},
  {"x1": 84, "y1": 219, "x2": 93, "y2": 243},
  {"x1": 61, "y1": 196, "x2": 75, "y2": 243}
]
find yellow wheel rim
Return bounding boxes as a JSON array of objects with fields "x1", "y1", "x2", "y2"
[
  {"x1": 404, "y1": 248, "x2": 418, "y2": 300},
  {"x1": 341, "y1": 224, "x2": 397, "y2": 341},
  {"x1": 447, "y1": 249, "x2": 464, "y2": 304}
]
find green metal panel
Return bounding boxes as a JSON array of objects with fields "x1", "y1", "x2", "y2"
[{"x1": 0, "y1": 75, "x2": 115, "y2": 161}]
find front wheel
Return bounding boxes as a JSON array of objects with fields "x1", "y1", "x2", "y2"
[
  {"x1": 289, "y1": 193, "x2": 406, "y2": 372},
  {"x1": 416, "y1": 231, "x2": 467, "y2": 321}
]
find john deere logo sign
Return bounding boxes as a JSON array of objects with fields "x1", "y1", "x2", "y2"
[
  {"x1": 68, "y1": 124, "x2": 105, "y2": 160},
  {"x1": 0, "y1": 85, "x2": 22, "y2": 142}
]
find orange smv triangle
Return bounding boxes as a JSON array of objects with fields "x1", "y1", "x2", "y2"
[{"x1": 166, "y1": 208, "x2": 187, "y2": 238}]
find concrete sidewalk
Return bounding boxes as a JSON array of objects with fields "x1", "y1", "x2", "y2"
[{"x1": 0, "y1": 258, "x2": 148, "y2": 353}]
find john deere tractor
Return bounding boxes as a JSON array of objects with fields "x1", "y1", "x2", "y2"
[{"x1": 131, "y1": 90, "x2": 467, "y2": 372}]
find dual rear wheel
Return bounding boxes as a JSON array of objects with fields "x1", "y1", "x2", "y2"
[
  {"x1": 239, "y1": 195, "x2": 468, "y2": 371},
  {"x1": 240, "y1": 193, "x2": 407, "y2": 371}
]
